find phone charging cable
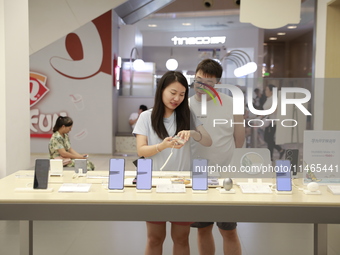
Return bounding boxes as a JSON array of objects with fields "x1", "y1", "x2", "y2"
[{"x1": 160, "y1": 145, "x2": 175, "y2": 171}]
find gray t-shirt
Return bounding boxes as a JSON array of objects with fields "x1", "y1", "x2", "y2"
[{"x1": 133, "y1": 109, "x2": 200, "y2": 171}]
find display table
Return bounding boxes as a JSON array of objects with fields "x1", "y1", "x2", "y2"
[{"x1": 0, "y1": 170, "x2": 339, "y2": 255}]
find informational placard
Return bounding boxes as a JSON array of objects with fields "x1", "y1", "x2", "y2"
[{"x1": 303, "y1": 131, "x2": 340, "y2": 184}]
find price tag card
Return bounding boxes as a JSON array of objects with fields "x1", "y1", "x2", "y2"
[
  {"x1": 156, "y1": 184, "x2": 186, "y2": 193},
  {"x1": 303, "y1": 131, "x2": 340, "y2": 185}
]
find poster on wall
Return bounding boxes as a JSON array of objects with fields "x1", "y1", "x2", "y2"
[
  {"x1": 303, "y1": 130, "x2": 340, "y2": 184},
  {"x1": 30, "y1": 11, "x2": 113, "y2": 154}
]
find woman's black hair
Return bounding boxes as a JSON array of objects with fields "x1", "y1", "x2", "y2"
[
  {"x1": 151, "y1": 71, "x2": 191, "y2": 139},
  {"x1": 52, "y1": 116, "x2": 73, "y2": 132},
  {"x1": 267, "y1": 84, "x2": 276, "y2": 92}
]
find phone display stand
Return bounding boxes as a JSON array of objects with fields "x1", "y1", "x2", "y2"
[
  {"x1": 216, "y1": 187, "x2": 236, "y2": 194},
  {"x1": 50, "y1": 173, "x2": 63, "y2": 177},
  {"x1": 303, "y1": 190, "x2": 321, "y2": 195},
  {"x1": 108, "y1": 189, "x2": 124, "y2": 193},
  {"x1": 275, "y1": 190, "x2": 293, "y2": 195},
  {"x1": 14, "y1": 187, "x2": 54, "y2": 193},
  {"x1": 76, "y1": 168, "x2": 87, "y2": 177},
  {"x1": 136, "y1": 189, "x2": 152, "y2": 193},
  {"x1": 192, "y1": 189, "x2": 208, "y2": 194}
]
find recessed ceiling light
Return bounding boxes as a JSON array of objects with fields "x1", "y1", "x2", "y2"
[
  {"x1": 277, "y1": 32, "x2": 286, "y2": 36},
  {"x1": 269, "y1": 37, "x2": 277, "y2": 40},
  {"x1": 287, "y1": 25, "x2": 297, "y2": 29},
  {"x1": 148, "y1": 24, "x2": 157, "y2": 27},
  {"x1": 182, "y1": 23, "x2": 192, "y2": 26}
]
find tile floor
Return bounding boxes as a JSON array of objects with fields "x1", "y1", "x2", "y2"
[{"x1": 0, "y1": 153, "x2": 338, "y2": 255}]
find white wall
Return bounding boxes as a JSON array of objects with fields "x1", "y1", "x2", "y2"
[
  {"x1": 0, "y1": 0, "x2": 30, "y2": 177},
  {"x1": 29, "y1": 0, "x2": 127, "y2": 54},
  {"x1": 119, "y1": 24, "x2": 144, "y2": 59}
]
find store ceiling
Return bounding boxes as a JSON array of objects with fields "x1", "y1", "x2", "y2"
[{"x1": 134, "y1": 0, "x2": 315, "y2": 42}]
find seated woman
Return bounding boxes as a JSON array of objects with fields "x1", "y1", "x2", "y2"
[{"x1": 48, "y1": 116, "x2": 95, "y2": 171}]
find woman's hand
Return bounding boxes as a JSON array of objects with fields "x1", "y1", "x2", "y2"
[
  {"x1": 136, "y1": 134, "x2": 187, "y2": 158},
  {"x1": 160, "y1": 136, "x2": 185, "y2": 150},
  {"x1": 175, "y1": 130, "x2": 191, "y2": 142},
  {"x1": 176, "y1": 130, "x2": 203, "y2": 143}
]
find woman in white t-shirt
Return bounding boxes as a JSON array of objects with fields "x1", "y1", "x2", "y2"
[{"x1": 133, "y1": 71, "x2": 211, "y2": 255}]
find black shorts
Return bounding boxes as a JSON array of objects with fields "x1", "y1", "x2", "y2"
[{"x1": 191, "y1": 222, "x2": 237, "y2": 231}]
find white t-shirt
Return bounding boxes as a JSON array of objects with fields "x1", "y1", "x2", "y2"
[
  {"x1": 133, "y1": 109, "x2": 201, "y2": 171},
  {"x1": 189, "y1": 93, "x2": 235, "y2": 167},
  {"x1": 129, "y1": 112, "x2": 139, "y2": 129}
]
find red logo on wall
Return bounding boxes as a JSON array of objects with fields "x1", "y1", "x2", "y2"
[{"x1": 30, "y1": 72, "x2": 49, "y2": 107}]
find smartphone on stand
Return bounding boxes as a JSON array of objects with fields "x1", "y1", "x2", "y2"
[
  {"x1": 49, "y1": 159, "x2": 63, "y2": 176},
  {"x1": 136, "y1": 158, "x2": 152, "y2": 190},
  {"x1": 33, "y1": 159, "x2": 50, "y2": 189},
  {"x1": 192, "y1": 159, "x2": 208, "y2": 191},
  {"x1": 108, "y1": 158, "x2": 125, "y2": 190},
  {"x1": 74, "y1": 159, "x2": 87, "y2": 174},
  {"x1": 275, "y1": 160, "x2": 292, "y2": 191}
]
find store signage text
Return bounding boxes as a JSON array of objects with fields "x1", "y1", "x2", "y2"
[
  {"x1": 30, "y1": 109, "x2": 68, "y2": 135},
  {"x1": 30, "y1": 72, "x2": 68, "y2": 138},
  {"x1": 171, "y1": 36, "x2": 226, "y2": 45}
]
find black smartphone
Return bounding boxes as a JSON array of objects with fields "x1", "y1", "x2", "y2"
[
  {"x1": 136, "y1": 158, "x2": 152, "y2": 190},
  {"x1": 74, "y1": 159, "x2": 87, "y2": 174},
  {"x1": 33, "y1": 159, "x2": 50, "y2": 189},
  {"x1": 275, "y1": 160, "x2": 292, "y2": 191},
  {"x1": 132, "y1": 157, "x2": 145, "y2": 185},
  {"x1": 108, "y1": 158, "x2": 125, "y2": 190},
  {"x1": 192, "y1": 159, "x2": 208, "y2": 191}
]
